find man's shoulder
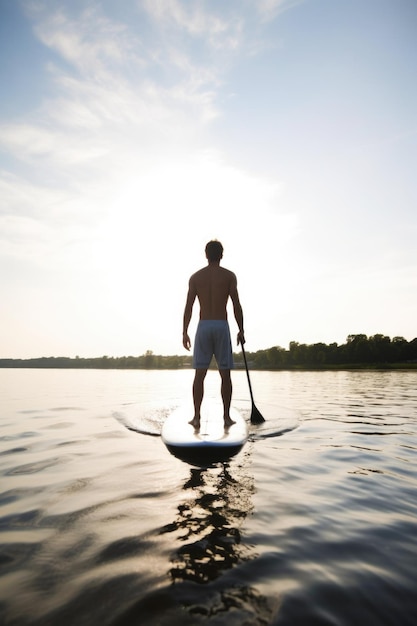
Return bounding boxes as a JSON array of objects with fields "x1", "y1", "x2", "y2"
[
  {"x1": 193, "y1": 265, "x2": 235, "y2": 275},
  {"x1": 220, "y1": 266, "x2": 236, "y2": 276},
  {"x1": 190, "y1": 266, "x2": 207, "y2": 280},
  {"x1": 190, "y1": 265, "x2": 237, "y2": 283},
  {"x1": 218, "y1": 266, "x2": 237, "y2": 282}
]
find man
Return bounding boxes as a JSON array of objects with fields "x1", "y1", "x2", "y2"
[{"x1": 182, "y1": 240, "x2": 245, "y2": 429}]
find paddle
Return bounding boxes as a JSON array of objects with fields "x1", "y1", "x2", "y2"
[{"x1": 241, "y1": 343, "x2": 265, "y2": 424}]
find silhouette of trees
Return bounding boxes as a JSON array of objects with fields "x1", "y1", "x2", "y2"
[
  {"x1": 239, "y1": 334, "x2": 417, "y2": 369},
  {"x1": 0, "y1": 354, "x2": 193, "y2": 370},
  {"x1": 0, "y1": 334, "x2": 416, "y2": 370}
]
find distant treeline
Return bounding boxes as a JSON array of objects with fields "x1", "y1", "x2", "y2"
[
  {"x1": 0, "y1": 351, "x2": 191, "y2": 370},
  {"x1": 1, "y1": 335, "x2": 417, "y2": 370},
  {"x1": 250, "y1": 334, "x2": 417, "y2": 368}
]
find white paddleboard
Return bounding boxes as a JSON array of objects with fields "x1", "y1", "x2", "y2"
[{"x1": 162, "y1": 403, "x2": 248, "y2": 467}]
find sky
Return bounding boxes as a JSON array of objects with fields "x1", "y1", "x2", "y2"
[{"x1": 0, "y1": 0, "x2": 416, "y2": 359}]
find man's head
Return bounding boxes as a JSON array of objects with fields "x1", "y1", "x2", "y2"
[{"x1": 205, "y1": 240, "x2": 223, "y2": 263}]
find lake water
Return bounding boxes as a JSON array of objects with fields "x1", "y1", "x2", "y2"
[{"x1": 1, "y1": 368, "x2": 417, "y2": 625}]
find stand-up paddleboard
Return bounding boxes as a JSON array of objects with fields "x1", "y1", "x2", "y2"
[{"x1": 162, "y1": 403, "x2": 248, "y2": 467}]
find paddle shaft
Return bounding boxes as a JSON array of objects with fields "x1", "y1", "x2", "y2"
[
  {"x1": 241, "y1": 343, "x2": 265, "y2": 424},
  {"x1": 241, "y1": 343, "x2": 255, "y2": 404}
]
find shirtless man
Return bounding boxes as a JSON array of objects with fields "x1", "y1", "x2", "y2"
[{"x1": 182, "y1": 240, "x2": 245, "y2": 429}]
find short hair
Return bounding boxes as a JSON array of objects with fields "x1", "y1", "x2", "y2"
[{"x1": 205, "y1": 240, "x2": 223, "y2": 262}]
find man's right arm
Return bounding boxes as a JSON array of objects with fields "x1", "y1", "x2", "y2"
[{"x1": 230, "y1": 274, "x2": 245, "y2": 345}]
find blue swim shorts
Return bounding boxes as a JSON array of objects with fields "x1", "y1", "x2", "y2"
[{"x1": 193, "y1": 320, "x2": 234, "y2": 370}]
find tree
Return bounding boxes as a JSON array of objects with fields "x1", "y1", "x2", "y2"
[
  {"x1": 369, "y1": 334, "x2": 392, "y2": 362},
  {"x1": 144, "y1": 350, "x2": 155, "y2": 368}
]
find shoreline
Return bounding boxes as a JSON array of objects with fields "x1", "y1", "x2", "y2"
[{"x1": 1, "y1": 360, "x2": 416, "y2": 371}]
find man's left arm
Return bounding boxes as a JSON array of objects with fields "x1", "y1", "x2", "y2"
[{"x1": 182, "y1": 278, "x2": 196, "y2": 350}]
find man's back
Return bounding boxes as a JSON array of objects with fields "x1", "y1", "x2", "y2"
[
  {"x1": 190, "y1": 265, "x2": 237, "y2": 321},
  {"x1": 182, "y1": 239, "x2": 244, "y2": 355}
]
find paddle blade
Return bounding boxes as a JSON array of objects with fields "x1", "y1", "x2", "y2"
[{"x1": 250, "y1": 404, "x2": 265, "y2": 425}]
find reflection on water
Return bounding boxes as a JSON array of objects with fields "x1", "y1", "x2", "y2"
[
  {"x1": 114, "y1": 450, "x2": 278, "y2": 626},
  {"x1": 161, "y1": 463, "x2": 254, "y2": 584}
]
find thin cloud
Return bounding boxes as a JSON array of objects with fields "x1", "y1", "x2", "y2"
[
  {"x1": 0, "y1": 171, "x2": 70, "y2": 217},
  {"x1": 257, "y1": 0, "x2": 305, "y2": 22},
  {"x1": 0, "y1": 121, "x2": 110, "y2": 166},
  {"x1": 7, "y1": 2, "x2": 223, "y2": 162},
  {"x1": 29, "y1": 4, "x2": 141, "y2": 78},
  {"x1": 0, "y1": 2, "x2": 293, "y2": 219},
  {"x1": 142, "y1": 0, "x2": 244, "y2": 50}
]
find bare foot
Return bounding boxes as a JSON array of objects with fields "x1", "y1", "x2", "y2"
[
  {"x1": 224, "y1": 415, "x2": 235, "y2": 428},
  {"x1": 188, "y1": 417, "x2": 200, "y2": 430}
]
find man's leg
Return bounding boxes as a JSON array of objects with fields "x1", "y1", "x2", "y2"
[
  {"x1": 219, "y1": 369, "x2": 235, "y2": 427},
  {"x1": 189, "y1": 368, "x2": 207, "y2": 428}
]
